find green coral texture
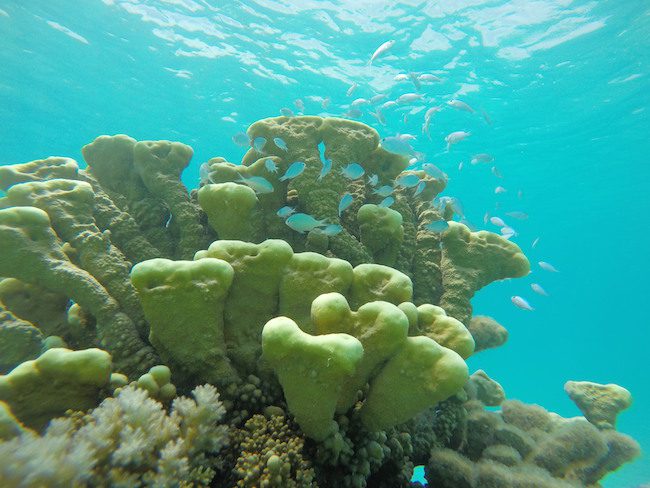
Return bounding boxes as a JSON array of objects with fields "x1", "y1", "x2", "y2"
[{"x1": 0, "y1": 117, "x2": 639, "y2": 487}]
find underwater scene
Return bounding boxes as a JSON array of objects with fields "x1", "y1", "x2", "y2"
[{"x1": 0, "y1": 0, "x2": 648, "y2": 487}]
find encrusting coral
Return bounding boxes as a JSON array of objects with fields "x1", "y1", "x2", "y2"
[{"x1": 0, "y1": 116, "x2": 640, "y2": 486}]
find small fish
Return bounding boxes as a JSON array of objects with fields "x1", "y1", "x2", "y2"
[
  {"x1": 422, "y1": 163, "x2": 447, "y2": 180},
  {"x1": 408, "y1": 157, "x2": 419, "y2": 166},
  {"x1": 409, "y1": 72, "x2": 422, "y2": 90},
  {"x1": 458, "y1": 161, "x2": 464, "y2": 171},
  {"x1": 317, "y1": 142, "x2": 332, "y2": 181},
  {"x1": 426, "y1": 220, "x2": 449, "y2": 233},
  {"x1": 397, "y1": 93, "x2": 423, "y2": 104},
  {"x1": 446, "y1": 196, "x2": 465, "y2": 217},
  {"x1": 491, "y1": 166, "x2": 503, "y2": 178},
  {"x1": 531, "y1": 283, "x2": 549, "y2": 296},
  {"x1": 253, "y1": 136, "x2": 266, "y2": 153},
  {"x1": 495, "y1": 186, "x2": 507, "y2": 194},
  {"x1": 370, "y1": 94, "x2": 387, "y2": 104},
  {"x1": 471, "y1": 153, "x2": 493, "y2": 164},
  {"x1": 460, "y1": 218, "x2": 477, "y2": 231},
  {"x1": 321, "y1": 97, "x2": 331, "y2": 109},
  {"x1": 539, "y1": 261, "x2": 559, "y2": 272},
  {"x1": 367, "y1": 174, "x2": 379, "y2": 186},
  {"x1": 238, "y1": 175, "x2": 274, "y2": 194},
  {"x1": 445, "y1": 131, "x2": 470, "y2": 151},
  {"x1": 373, "y1": 185, "x2": 393, "y2": 197},
  {"x1": 447, "y1": 99, "x2": 474, "y2": 113},
  {"x1": 318, "y1": 164, "x2": 331, "y2": 181},
  {"x1": 286, "y1": 213, "x2": 327, "y2": 233},
  {"x1": 345, "y1": 108, "x2": 362, "y2": 118},
  {"x1": 294, "y1": 99, "x2": 304, "y2": 111},
  {"x1": 338, "y1": 192, "x2": 354, "y2": 216},
  {"x1": 424, "y1": 106, "x2": 442, "y2": 120},
  {"x1": 532, "y1": 237, "x2": 540, "y2": 248},
  {"x1": 395, "y1": 174, "x2": 421, "y2": 188},
  {"x1": 232, "y1": 132, "x2": 250, "y2": 147},
  {"x1": 368, "y1": 40, "x2": 395, "y2": 65},
  {"x1": 422, "y1": 106, "x2": 442, "y2": 138},
  {"x1": 481, "y1": 109, "x2": 492, "y2": 125},
  {"x1": 322, "y1": 224, "x2": 343, "y2": 236},
  {"x1": 280, "y1": 107, "x2": 295, "y2": 117},
  {"x1": 394, "y1": 73, "x2": 409, "y2": 82},
  {"x1": 279, "y1": 161, "x2": 306, "y2": 182},
  {"x1": 276, "y1": 206, "x2": 296, "y2": 218},
  {"x1": 490, "y1": 216, "x2": 506, "y2": 227},
  {"x1": 483, "y1": 212, "x2": 489, "y2": 224},
  {"x1": 381, "y1": 100, "x2": 397, "y2": 110},
  {"x1": 418, "y1": 73, "x2": 441, "y2": 82},
  {"x1": 379, "y1": 196, "x2": 394, "y2": 207},
  {"x1": 399, "y1": 133, "x2": 417, "y2": 141},
  {"x1": 506, "y1": 211, "x2": 528, "y2": 220},
  {"x1": 346, "y1": 82, "x2": 358, "y2": 97},
  {"x1": 413, "y1": 181, "x2": 426, "y2": 196},
  {"x1": 199, "y1": 163, "x2": 212, "y2": 184},
  {"x1": 341, "y1": 163, "x2": 365, "y2": 179},
  {"x1": 274, "y1": 137, "x2": 288, "y2": 151},
  {"x1": 381, "y1": 136, "x2": 416, "y2": 156},
  {"x1": 351, "y1": 98, "x2": 370, "y2": 107},
  {"x1": 371, "y1": 109, "x2": 386, "y2": 125},
  {"x1": 501, "y1": 226, "x2": 517, "y2": 236},
  {"x1": 511, "y1": 295, "x2": 534, "y2": 311},
  {"x1": 264, "y1": 158, "x2": 278, "y2": 173}
]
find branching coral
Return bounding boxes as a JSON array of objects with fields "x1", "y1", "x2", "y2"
[{"x1": 0, "y1": 384, "x2": 228, "y2": 487}]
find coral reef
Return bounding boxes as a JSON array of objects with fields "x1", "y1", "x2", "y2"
[
  {"x1": 425, "y1": 397, "x2": 640, "y2": 488},
  {"x1": 0, "y1": 117, "x2": 640, "y2": 486},
  {"x1": 0, "y1": 384, "x2": 228, "y2": 487}
]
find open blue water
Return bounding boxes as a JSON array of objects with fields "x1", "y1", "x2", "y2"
[{"x1": 1, "y1": 1, "x2": 648, "y2": 486}]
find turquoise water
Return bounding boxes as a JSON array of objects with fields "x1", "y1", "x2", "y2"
[{"x1": 1, "y1": 0, "x2": 648, "y2": 486}]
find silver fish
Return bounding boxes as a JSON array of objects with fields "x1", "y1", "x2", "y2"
[
  {"x1": 368, "y1": 40, "x2": 395, "y2": 65},
  {"x1": 531, "y1": 283, "x2": 549, "y2": 296},
  {"x1": 232, "y1": 132, "x2": 250, "y2": 147},
  {"x1": 280, "y1": 108, "x2": 295, "y2": 117},
  {"x1": 511, "y1": 295, "x2": 534, "y2": 311},
  {"x1": 445, "y1": 131, "x2": 470, "y2": 151},
  {"x1": 538, "y1": 261, "x2": 559, "y2": 272},
  {"x1": 447, "y1": 99, "x2": 474, "y2": 113}
]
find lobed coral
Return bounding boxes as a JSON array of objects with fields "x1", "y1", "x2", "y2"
[{"x1": 0, "y1": 116, "x2": 640, "y2": 486}]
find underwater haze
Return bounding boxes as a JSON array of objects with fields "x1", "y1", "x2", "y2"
[{"x1": 1, "y1": 0, "x2": 649, "y2": 487}]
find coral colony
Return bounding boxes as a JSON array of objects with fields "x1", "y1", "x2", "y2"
[{"x1": 0, "y1": 117, "x2": 639, "y2": 487}]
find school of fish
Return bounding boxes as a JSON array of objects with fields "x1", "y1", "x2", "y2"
[{"x1": 221, "y1": 38, "x2": 560, "y2": 316}]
